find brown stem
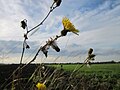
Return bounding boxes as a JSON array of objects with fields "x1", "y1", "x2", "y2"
[{"x1": 28, "y1": 2, "x2": 56, "y2": 34}]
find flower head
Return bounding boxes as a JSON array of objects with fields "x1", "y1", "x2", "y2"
[
  {"x1": 48, "y1": 38, "x2": 60, "y2": 52},
  {"x1": 21, "y1": 19, "x2": 27, "y2": 29},
  {"x1": 85, "y1": 48, "x2": 96, "y2": 67},
  {"x1": 88, "y1": 54, "x2": 96, "y2": 60},
  {"x1": 61, "y1": 17, "x2": 79, "y2": 36},
  {"x1": 87, "y1": 48, "x2": 96, "y2": 60},
  {"x1": 88, "y1": 48, "x2": 93, "y2": 55},
  {"x1": 54, "y1": 0, "x2": 62, "y2": 7},
  {"x1": 26, "y1": 44, "x2": 30, "y2": 49},
  {"x1": 36, "y1": 82, "x2": 46, "y2": 90},
  {"x1": 41, "y1": 45, "x2": 50, "y2": 57}
]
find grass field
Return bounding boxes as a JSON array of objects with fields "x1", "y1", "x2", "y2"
[
  {"x1": 48, "y1": 63, "x2": 120, "y2": 90},
  {"x1": 49, "y1": 63, "x2": 120, "y2": 75}
]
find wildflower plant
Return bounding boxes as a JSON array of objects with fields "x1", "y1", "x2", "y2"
[
  {"x1": 36, "y1": 82, "x2": 46, "y2": 90},
  {"x1": 1, "y1": 0, "x2": 63, "y2": 89},
  {"x1": 85, "y1": 48, "x2": 96, "y2": 67},
  {"x1": 61, "y1": 17, "x2": 79, "y2": 36},
  {"x1": 0, "y1": 0, "x2": 99, "y2": 90}
]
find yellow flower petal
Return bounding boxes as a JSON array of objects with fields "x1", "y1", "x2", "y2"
[
  {"x1": 36, "y1": 83, "x2": 46, "y2": 90},
  {"x1": 62, "y1": 17, "x2": 79, "y2": 35}
]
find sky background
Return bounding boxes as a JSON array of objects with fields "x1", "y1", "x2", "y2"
[{"x1": 0, "y1": 0, "x2": 120, "y2": 63}]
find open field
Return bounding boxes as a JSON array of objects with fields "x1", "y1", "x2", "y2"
[
  {"x1": 0, "y1": 63, "x2": 120, "y2": 90},
  {"x1": 49, "y1": 63, "x2": 120, "y2": 75}
]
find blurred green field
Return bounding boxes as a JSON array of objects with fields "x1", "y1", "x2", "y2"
[
  {"x1": 49, "y1": 63, "x2": 120, "y2": 75},
  {"x1": 0, "y1": 63, "x2": 120, "y2": 89}
]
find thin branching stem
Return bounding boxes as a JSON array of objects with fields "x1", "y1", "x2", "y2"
[
  {"x1": 28, "y1": 2, "x2": 56, "y2": 34},
  {"x1": 20, "y1": 40, "x2": 25, "y2": 64},
  {"x1": 20, "y1": 2, "x2": 57, "y2": 64}
]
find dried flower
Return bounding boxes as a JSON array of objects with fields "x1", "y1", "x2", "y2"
[
  {"x1": 88, "y1": 48, "x2": 93, "y2": 55},
  {"x1": 26, "y1": 44, "x2": 30, "y2": 49},
  {"x1": 85, "y1": 48, "x2": 96, "y2": 67},
  {"x1": 87, "y1": 48, "x2": 95, "y2": 60},
  {"x1": 41, "y1": 45, "x2": 50, "y2": 57},
  {"x1": 49, "y1": 38, "x2": 60, "y2": 52},
  {"x1": 88, "y1": 54, "x2": 96, "y2": 60},
  {"x1": 54, "y1": 0, "x2": 62, "y2": 7},
  {"x1": 36, "y1": 82, "x2": 46, "y2": 90},
  {"x1": 21, "y1": 19, "x2": 27, "y2": 29},
  {"x1": 24, "y1": 34, "x2": 28, "y2": 39},
  {"x1": 41, "y1": 37, "x2": 60, "y2": 57},
  {"x1": 61, "y1": 17, "x2": 79, "y2": 36}
]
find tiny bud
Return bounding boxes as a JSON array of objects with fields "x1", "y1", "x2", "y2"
[
  {"x1": 41, "y1": 45, "x2": 49, "y2": 57},
  {"x1": 24, "y1": 34, "x2": 28, "y2": 39},
  {"x1": 26, "y1": 44, "x2": 30, "y2": 49},
  {"x1": 21, "y1": 19, "x2": 27, "y2": 29},
  {"x1": 54, "y1": 0, "x2": 62, "y2": 7}
]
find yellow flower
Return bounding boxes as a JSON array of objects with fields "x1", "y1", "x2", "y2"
[
  {"x1": 62, "y1": 17, "x2": 79, "y2": 35},
  {"x1": 36, "y1": 83, "x2": 46, "y2": 90}
]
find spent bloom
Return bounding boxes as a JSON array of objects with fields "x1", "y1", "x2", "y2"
[
  {"x1": 54, "y1": 0, "x2": 62, "y2": 7},
  {"x1": 87, "y1": 48, "x2": 96, "y2": 60},
  {"x1": 21, "y1": 19, "x2": 27, "y2": 29},
  {"x1": 61, "y1": 17, "x2": 79, "y2": 36},
  {"x1": 47, "y1": 37, "x2": 60, "y2": 52},
  {"x1": 36, "y1": 82, "x2": 46, "y2": 90},
  {"x1": 88, "y1": 48, "x2": 93, "y2": 55},
  {"x1": 41, "y1": 37, "x2": 60, "y2": 57},
  {"x1": 86, "y1": 48, "x2": 96, "y2": 67},
  {"x1": 41, "y1": 44, "x2": 50, "y2": 57}
]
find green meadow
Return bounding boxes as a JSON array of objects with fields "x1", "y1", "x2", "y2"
[{"x1": 49, "y1": 63, "x2": 120, "y2": 75}]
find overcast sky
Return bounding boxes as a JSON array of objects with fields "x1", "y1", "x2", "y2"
[{"x1": 0, "y1": 0, "x2": 120, "y2": 63}]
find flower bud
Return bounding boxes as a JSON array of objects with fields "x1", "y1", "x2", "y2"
[
  {"x1": 88, "y1": 48, "x2": 93, "y2": 55},
  {"x1": 36, "y1": 82, "x2": 46, "y2": 90},
  {"x1": 26, "y1": 44, "x2": 30, "y2": 49},
  {"x1": 54, "y1": 0, "x2": 62, "y2": 7},
  {"x1": 21, "y1": 19, "x2": 27, "y2": 29}
]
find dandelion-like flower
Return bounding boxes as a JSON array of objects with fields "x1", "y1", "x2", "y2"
[
  {"x1": 61, "y1": 17, "x2": 79, "y2": 36},
  {"x1": 36, "y1": 82, "x2": 46, "y2": 90}
]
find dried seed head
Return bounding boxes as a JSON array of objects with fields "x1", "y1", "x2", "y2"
[
  {"x1": 54, "y1": 0, "x2": 62, "y2": 7},
  {"x1": 21, "y1": 19, "x2": 27, "y2": 29},
  {"x1": 24, "y1": 34, "x2": 28, "y2": 39},
  {"x1": 41, "y1": 45, "x2": 50, "y2": 57},
  {"x1": 89, "y1": 54, "x2": 96, "y2": 59},
  {"x1": 49, "y1": 38, "x2": 60, "y2": 52},
  {"x1": 51, "y1": 44, "x2": 60, "y2": 52},
  {"x1": 26, "y1": 44, "x2": 30, "y2": 49},
  {"x1": 88, "y1": 48, "x2": 93, "y2": 55}
]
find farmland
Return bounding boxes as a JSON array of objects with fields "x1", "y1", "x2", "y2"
[
  {"x1": 49, "y1": 63, "x2": 120, "y2": 75},
  {"x1": 0, "y1": 63, "x2": 120, "y2": 90}
]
